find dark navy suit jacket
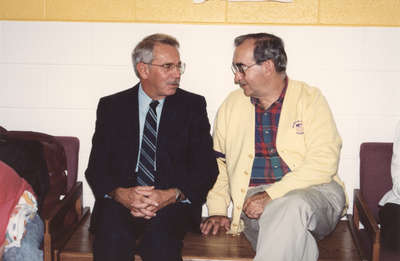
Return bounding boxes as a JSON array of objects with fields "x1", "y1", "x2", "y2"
[{"x1": 85, "y1": 83, "x2": 218, "y2": 230}]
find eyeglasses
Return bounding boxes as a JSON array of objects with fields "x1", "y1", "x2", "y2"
[
  {"x1": 144, "y1": 62, "x2": 186, "y2": 74},
  {"x1": 231, "y1": 62, "x2": 258, "y2": 75}
]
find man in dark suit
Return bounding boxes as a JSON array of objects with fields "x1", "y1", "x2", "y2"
[{"x1": 85, "y1": 34, "x2": 218, "y2": 261}]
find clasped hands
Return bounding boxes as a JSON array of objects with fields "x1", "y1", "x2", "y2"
[
  {"x1": 200, "y1": 191, "x2": 271, "y2": 235},
  {"x1": 112, "y1": 186, "x2": 176, "y2": 219}
]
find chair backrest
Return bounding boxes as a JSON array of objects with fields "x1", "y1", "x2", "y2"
[
  {"x1": 5, "y1": 132, "x2": 80, "y2": 194},
  {"x1": 359, "y1": 142, "x2": 393, "y2": 222},
  {"x1": 54, "y1": 136, "x2": 80, "y2": 192}
]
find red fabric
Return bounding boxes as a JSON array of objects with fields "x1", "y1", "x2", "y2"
[{"x1": 0, "y1": 160, "x2": 34, "y2": 246}]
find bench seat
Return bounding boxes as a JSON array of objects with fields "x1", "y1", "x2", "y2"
[{"x1": 59, "y1": 214, "x2": 361, "y2": 261}]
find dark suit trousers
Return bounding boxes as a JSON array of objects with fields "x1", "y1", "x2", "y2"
[
  {"x1": 379, "y1": 203, "x2": 400, "y2": 251},
  {"x1": 93, "y1": 198, "x2": 191, "y2": 261}
]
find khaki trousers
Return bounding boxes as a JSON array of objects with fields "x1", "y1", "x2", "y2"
[{"x1": 242, "y1": 181, "x2": 345, "y2": 261}]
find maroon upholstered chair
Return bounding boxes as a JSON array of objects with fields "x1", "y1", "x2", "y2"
[
  {"x1": 350, "y1": 142, "x2": 400, "y2": 261},
  {"x1": 42, "y1": 135, "x2": 90, "y2": 261},
  {"x1": 1, "y1": 127, "x2": 90, "y2": 261}
]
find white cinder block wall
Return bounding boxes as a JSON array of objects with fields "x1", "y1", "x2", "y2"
[{"x1": 1, "y1": 21, "x2": 399, "y2": 215}]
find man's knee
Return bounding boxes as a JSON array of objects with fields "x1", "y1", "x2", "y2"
[
  {"x1": 261, "y1": 186, "x2": 342, "y2": 239},
  {"x1": 138, "y1": 204, "x2": 190, "y2": 261},
  {"x1": 93, "y1": 199, "x2": 139, "y2": 261},
  {"x1": 262, "y1": 191, "x2": 312, "y2": 224},
  {"x1": 93, "y1": 218, "x2": 139, "y2": 261}
]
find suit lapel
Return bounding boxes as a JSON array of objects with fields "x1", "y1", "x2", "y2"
[
  {"x1": 158, "y1": 94, "x2": 178, "y2": 147},
  {"x1": 124, "y1": 84, "x2": 140, "y2": 168}
]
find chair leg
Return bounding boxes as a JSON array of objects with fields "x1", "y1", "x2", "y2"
[
  {"x1": 372, "y1": 241, "x2": 380, "y2": 261},
  {"x1": 353, "y1": 202, "x2": 360, "y2": 231},
  {"x1": 43, "y1": 221, "x2": 52, "y2": 261}
]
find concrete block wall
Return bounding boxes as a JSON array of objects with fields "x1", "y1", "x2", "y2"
[
  {"x1": 1, "y1": 0, "x2": 400, "y2": 215},
  {"x1": 1, "y1": 21, "x2": 399, "y2": 213}
]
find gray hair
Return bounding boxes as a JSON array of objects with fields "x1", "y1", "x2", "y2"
[
  {"x1": 234, "y1": 33, "x2": 287, "y2": 73},
  {"x1": 132, "y1": 34, "x2": 180, "y2": 77}
]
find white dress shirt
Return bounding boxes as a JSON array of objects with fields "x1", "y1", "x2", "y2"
[{"x1": 379, "y1": 121, "x2": 400, "y2": 206}]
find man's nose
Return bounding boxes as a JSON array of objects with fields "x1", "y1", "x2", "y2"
[{"x1": 234, "y1": 71, "x2": 242, "y2": 84}]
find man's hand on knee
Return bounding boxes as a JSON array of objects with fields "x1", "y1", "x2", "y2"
[
  {"x1": 200, "y1": 216, "x2": 230, "y2": 235},
  {"x1": 243, "y1": 191, "x2": 271, "y2": 219}
]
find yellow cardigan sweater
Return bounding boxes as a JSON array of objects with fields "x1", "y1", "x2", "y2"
[{"x1": 206, "y1": 79, "x2": 346, "y2": 234}]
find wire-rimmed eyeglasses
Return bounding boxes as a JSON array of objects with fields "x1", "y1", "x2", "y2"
[
  {"x1": 144, "y1": 62, "x2": 186, "y2": 74},
  {"x1": 231, "y1": 62, "x2": 258, "y2": 75}
]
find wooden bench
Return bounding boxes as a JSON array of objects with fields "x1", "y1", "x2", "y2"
[{"x1": 58, "y1": 214, "x2": 361, "y2": 261}]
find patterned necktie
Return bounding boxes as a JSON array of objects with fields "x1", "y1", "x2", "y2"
[{"x1": 137, "y1": 100, "x2": 159, "y2": 186}]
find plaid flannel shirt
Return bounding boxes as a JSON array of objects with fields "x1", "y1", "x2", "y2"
[{"x1": 250, "y1": 79, "x2": 291, "y2": 186}]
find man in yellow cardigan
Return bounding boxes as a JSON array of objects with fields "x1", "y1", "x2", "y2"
[{"x1": 201, "y1": 33, "x2": 346, "y2": 261}]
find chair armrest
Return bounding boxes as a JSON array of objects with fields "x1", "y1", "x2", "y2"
[
  {"x1": 351, "y1": 189, "x2": 381, "y2": 261},
  {"x1": 42, "y1": 181, "x2": 83, "y2": 222},
  {"x1": 41, "y1": 181, "x2": 90, "y2": 261},
  {"x1": 353, "y1": 189, "x2": 380, "y2": 243}
]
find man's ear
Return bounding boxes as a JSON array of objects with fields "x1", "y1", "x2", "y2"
[
  {"x1": 262, "y1": 60, "x2": 275, "y2": 75},
  {"x1": 137, "y1": 62, "x2": 149, "y2": 79}
]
